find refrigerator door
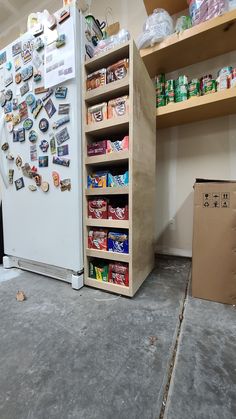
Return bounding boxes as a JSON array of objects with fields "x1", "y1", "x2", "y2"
[{"x1": 0, "y1": 7, "x2": 84, "y2": 274}]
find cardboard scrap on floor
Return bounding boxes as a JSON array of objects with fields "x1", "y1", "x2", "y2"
[{"x1": 16, "y1": 291, "x2": 26, "y2": 302}]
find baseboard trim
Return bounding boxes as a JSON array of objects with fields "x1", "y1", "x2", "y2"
[{"x1": 156, "y1": 246, "x2": 192, "y2": 258}]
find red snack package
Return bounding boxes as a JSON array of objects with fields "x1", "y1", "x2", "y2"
[
  {"x1": 88, "y1": 199, "x2": 108, "y2": 219},
  {"x1": 108, "y1": 262, "x2": 129, "y2": 287},
  {"x1": 88, "y1": 229, "x2": 107, "y2": 251},
  {"x1": 108, "y1": 204, "x2": 128, "y2": 220}
]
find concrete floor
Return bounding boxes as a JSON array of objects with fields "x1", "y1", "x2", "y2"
[{"x1": 0, "y1": 257, "x2": 235, "y2": 419}]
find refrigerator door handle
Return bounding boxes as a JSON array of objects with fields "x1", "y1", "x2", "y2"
[{"x1": 0, "y1": 115, "x2": 9, "y2": 188}]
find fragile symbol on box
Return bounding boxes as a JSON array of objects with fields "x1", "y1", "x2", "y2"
[
  {"x1": 221, "y1": 192, "x2": 230, "y2": 208},
  {"x1": 203, "y1": 193, "x2": 211, "y2": 208},
  {"x1": 211, "y1": 193, "x2": 220, "y2": 208}
]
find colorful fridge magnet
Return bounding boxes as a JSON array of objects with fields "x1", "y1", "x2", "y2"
[
  {"x1": 4, "y1": 102, "x2": 12, "y2": 114},
  {"x1": 25, "y1": 93, "x2": 35, "y2": 106},
  {"x1": 30, "y1": 144, "x2": 38, "y2": 161},
  {"x1": 44, "y1": 98, "x2": 56, "y2": 118},
  {"x1": 5, "y1": 89, "x2": 13, "y2": 101},
  {"x1": 0, "y1": 92, "x2": 6, "y2": 107},
  {"x1": 15, "y1": 177, "x2": 25, "y2": 191},
  {"x1": 21, "y1": 40, "x2": 33, "y2": 64},
  {"x1": 13, "y1": 129, "x2": 19, "y2": 142},
  {"x1": 20, "y1": 82, "x2": 29, "y2": 97},
  {"x1": 0, "y1": 51, "x2": 7, "y2": 66},
  {"x1": 6, "y1": 62, "x2": 12, "y2": 71},
  {"x1": 45, "y1": 11, "x2": 57, "y2": 30},
  {"x1": 52, "y1": 115, "x2": 70, "y2": 129},
  {"x1": 33, "y1": 174, "x2": 42, "y2": 186},
  {"x1": 12, "y1": 113, "x2": 21, "y2": 126},
  {"x1": 57, "y1": 144, "x2": 69, "y2": 156},
  {"x1": 49, "y1": 134, "x2": 56, "y2": 154},
  {"x1": 56, "y1": 34, "x2": 66, "y2": 48},
  {"x1": 1, "y1": 142, "x2": 9, "y2": 151},
  {"x1": 23, "y1": 118, "x2": 33, "y2": 130},
  {"x1": 55, "y1": 86, "x2": 67, "y2": 99},
  {"x1": 22, "y1": 65, "x2": 33, "y2": 81},
  {"x1": 38, "y1": 156, "x2": 48, "y2": 167},
  {"x1": 28, "y1": 185, "x2": 37, "y2": 191},
  {"x1": 12, "y1": 98, "x2": 18, "y2": 110},
  {"x1": 39, "y1": 139, "x2": 49, "y2": 152},
  {"x1": 6, "y1": 153, "x2": 14, "y2": 161},
  {"x1": 5, "y1": 74, "x2": 13, "y2": 87},
  {"x1": 29, "y1": 130, "x2": 38, "y2": 142},
  {"x1": 21, "y1": 163, "x2": 32, "y2": 178},
  {"x1": 19, "y1": 101, "x2": 28, "y2": 120},
  {"x1": 35, "y1": 86, "x2": 48, "y2": 95},
  {"x1": 33, "y1": 71, "x2": 42, "y2": 83},
  {"x1": 15, "y1": 72, "x2": 22, "y2": 84},
  {"x1": 42, "y1": 88, "x2": 53, "y2": 102},
  {"x1": 60, "y1": 178, "x2": 71, "y2": 191},
  {"x1": 52, "y1": 156, "x2": 70, "y2": 167},
  {"x1": 15, "y1": 155, "x2": 23, "y2": 168},
  {"x1": 39, "y1": 118, "x2": 49, "y2": 132},
  {"x1": 52, "y1": 171, "x2": 60, "y2": 187},
  {"x1": 55, "y1": 127, "x2": 69, "y2": 145},
  {"x1": 32, "y1": 52, "x2": 42, "y2": 70},
  {"x1": 41, "y1": 181, "x2": 49, "y2": 192},
  {"x1": 58, "y1": 103, "x2": 70, "y2": 115},
  {"x1": 18, "y1": 128, "x2": 26, "y2": 142},
  {"x1": 59, "y1": 9, "x2": 70, "y2": 24},
  {"x1": 12, "y1": 41, "x2": 22, "y2": 57},
  {"x1": 14, "y1": 56, "x2": 21, "y2": 71},
  {"x1": 32, "y1": 99, "x2": 43, "y2": 119},
  {"x1": 9, "y1": 169, "x2": 14, "y2": 184},
  {"x1": 35, "y1": 37, "x2": 44, "y2": 51}
]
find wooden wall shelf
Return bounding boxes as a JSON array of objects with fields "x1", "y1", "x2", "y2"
[
  {"x1": 141, "y1": 9, "x2": 236, "y2": 78},
  {"x1": 156, "y1": 89, "x2": 236, "y2": 129},
  {"x1": 83, "y1": 41, "x2": 156, "y2": 297},
  {"x1": 143, "y1": 0, "x2": 187, "y2": 16}
]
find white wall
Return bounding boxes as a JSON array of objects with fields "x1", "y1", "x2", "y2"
[{"x1": 91, "y1": 0, "x2": 236, "y2": 257}]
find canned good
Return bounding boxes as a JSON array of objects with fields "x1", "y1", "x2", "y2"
[
  {"x1": 155, "y1": 74, "x2": 165, "y2": 85},
  {"x1": 175, "y1": 84, "x2": 188, "y2": 102},
  {"x1": 189, "y1": 78, "x2": 200, "y2": 97},
  {"x1": 176, "y1": 75, "x2": 188, "y2": 86},
  {"x1": 229, "y1": 68, "x2": 236, "y2": 88},
  {"x1": 156, "y1": 95, "x2": 166, "y2": 108},
  {"x1": 156, "y1": 81, "x2": 165, "y2": 96},
  {"x1": 217, "y1": 74, "x2": 229, "y2": 91},
  {"x1": 218, "y1": 66, "x2": 232, "y2": 77},
  {"x1": 203, "y1": 79, "x2": 217, "y2": 95},
  {"x1": 200, "y1": 75, "x2": 212, "y2": 93}
]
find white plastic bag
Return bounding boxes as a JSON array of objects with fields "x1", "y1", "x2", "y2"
[{"x1": 137, "y1": 9, "x2": 174, "y2": 50}]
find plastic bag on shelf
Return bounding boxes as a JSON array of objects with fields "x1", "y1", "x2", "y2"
[
  {"x1": 137, "y1": 8, "x2": 174, "y2": 50},
  {"x1": 207, "y1": 0, "x2": 228, "y2": 20},
  {"x1": 93, "y1": 29, "x2": 130, "y2": 56},
  {"x1": 188, "y1": 0, "x2": 228, "y2": 26},
  {"x1": 175, "y1": 16, "x2": 192, "y2": 33}
]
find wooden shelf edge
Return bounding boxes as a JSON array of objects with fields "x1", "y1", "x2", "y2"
[
  {"x1": 85, "y1": 151, "x2": 130, "y2": 165},
  {"x1": 85, "y1": 277, "x2": 131, "y2": 297},
  {"x1": 85, "y1": 42, "x2": 130, "y2": 70},
  {"x1": 85, "y1": 77, "x2": 129, "y2": 103},
  {"x1": 86, "y1": 219, "x2": 129, "y2": 228},
  {"x1": 85, "y1": 187, "x2": 129, "y2": 196},
  {"x1": 86, "y1": 248, "x2": 130, "y2": 262},
  {"x1": 85, "y1": 116, "x2": 129, "y2": 134}
]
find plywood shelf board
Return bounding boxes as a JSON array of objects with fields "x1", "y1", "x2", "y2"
[
  {"x1": 141, "y1": 9, "x2": 236, "y2": 78},
  {"x1": 86, "y1": 249, "x2": 130, "y2": 262},
  {"x1": 85, "y1": 42, "x2": 130, "y2": 74},
  {"x1": 143, "y1": 0, "x2": 187, "y2": 16},
  {"x1": 85, "y1": 187, "x2": 129, "y2": 196},
  {"x1": 156, "y1": 88, "x2": 236, "y2": 128},
  {"x1": 86, "y1": 219, "x2": 129, "y2": 228},
  {"x1": 85, "y1": 277, "x2": 131, "y2": 297},
  {"x1": 85, "y1": 116, "x2": 129, "y2": 137},
  {"x1": 85, "y1": 151, "x2": 129, "y2": 166},
  {"x1": 85, "y1": 77, "x2": 129, "y2": 105}
]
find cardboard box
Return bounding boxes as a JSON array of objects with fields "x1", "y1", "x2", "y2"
[{"x1": 192, "y1": 179, "x2": 236, "y2": 305}]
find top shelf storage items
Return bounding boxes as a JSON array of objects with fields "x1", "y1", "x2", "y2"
[
  {"x1": 143, "y1": 0, "x2": 188, "y2": 15},
  {"x1": 83, "y1": 41, "x2": 156, "y2": 297},
  {"x1": 141, "y1": 9, "x2": 236, "y2": 78}
]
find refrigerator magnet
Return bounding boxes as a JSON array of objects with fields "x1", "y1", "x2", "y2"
[
  {"x1": 33, "y1": 71, "x2": 42, "y2": 83},
  {"x1": 15, "y1": 156, "x2": 23, "y2": 168},
  {"x1": 52, "y1": 156, "x2": 70, "y2": 167},
  {"x1": 1, "y1": 142, "x2": 9, "y2": 151},
  {"x1": 28, "y1": 185, "x2": 37, "y2": 191},
  {"x1": 6, "y1": 153, "x2": 14, "y2": 161},
  {"x1": 58, "y1": 103, "x2": 70, "y2": 115},
  {"x1": 7, "y1": 122, "x2": 13, "y2": 133},
  {"x1": 33, "y1": 174, "x2": 42, "y2": 186},
  {"x1": 55, "y1": 127, "x2": 69, "y2": 145},
  {"x1": 32, "y1": 99, "x2": 43, "y2": 119},
  {"x1": 52, "y1": 171, "x2": 60, "y2": 187},
  {"x1": 25, "y1": 93, "x2": 35, "y2": 106},
  {"x1": 12, "y1": 41, "x2": 22, "y2": 57},
  {"x1": 21, "y1": 163, "x2": 32, "y2": 178},
  {"x1": 12, "y1": 98, "x2": 18, "y2": 110},
  {"x1": 55, "y1": 86, "x2": 67, "y2": 99},
  {"x1": 35, "y1": 37, "x2": 44, "y2": 52},
  {"x1": 49, "y1": 134, "x2": 56, "y2": 154},
  {"x1": 18, "y1": 101, "x2": 28, "y2": 120},
  {"x1": 52, "y1": 115, "x2": 70, "y2": 130},
  {"x1": 18, "y1": 128, "x2": 25, "y2": 142},
  {"x1": 20, "y1": 82, "x2": 29, "y2": 97},
  {"x1": 29, "y1": 130, "x2": 38, "y2": 143},
  {"x1": 39, "y1": 118, "x2": 49, "y2": 132},
  {"x1": 58, "y1": 9, "x2": 70, "y2": 24},
  {"x1": 12, "y1": 113, "x2": 21, "y2": 127},
  {"x1": 14, "y1": 56, "x2": 21, "y2": 71},
  {"x1": 23, "y1": 118, "x2": 33, "y2": 130},
  {"x1": 57, "y1": 144, "x2": 69, "y2": 156},
  {"x1": 0, "y1": 92, "x2": 6, "y2": 107},
  {"x1": 42, "y1": 88, "x2": 54, "y2": 102},
  {"x1": 0, "y1": 51, "x2": 7, "y2": 66},
  {"x1": 30, "y1": 144, "x2": 38, "y2": 161},
  {"x1": 15, "y1": 177, "x2": 25, "y2": 191},
  {"x1": 39, "y1": 140, "x2": 49, "y2": 153},
  {"x1": 5, "y1": 74, "x2": 13, "y2": 87},
  {"x1": 5, "y1": 89, "x2": 13, "y2": 101},
  {"x1": 15, "y1": 73, "x2": 22, "y2": 84},
  {"x1": 21, "y1": 40, "x2": 34, "y2": 64},
  {"x1": 60, "y1": 178, "x2": 71, "y2": 192},
  {"x1": 44, "y1": 98, "x2": 56, "y2": 119},
  {"x1": 8, "y1": 169, "x2": 14, "y2": 184},
  {"x1": 38, "y1": 156, "x2": 48, "y2": 167},
  {"x1": 22, "y1": 65, "x2": 33, "y2": 81},
  {"x1": 55, "y1": 34, "x2": 66, "y2": 48},
  {"x1": 41, "y1": 182, "x2": 49, "y2": 193},
  {"x1": 4, "y1": 102, "x2": 12, "y2": 114},
  {"x1": 6, "y1": 61, "x2": 12, "y2": 71},
  {"x1": 35, "y1": 86, "x2": 48, "y2": 95}
]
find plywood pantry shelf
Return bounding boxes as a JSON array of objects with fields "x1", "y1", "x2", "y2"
[
  {"x1": 143, "y1": 0, "x2": 187, "y2": 16},
  {"x1": 86, "y1": 219, "x2": 129, "y2": 229},
  {"x1": 156, "y1": 88, "x2": 236, "y2": 129},
  {"x1": 83, "y1": 41, "x2": 156, "y2": 297},
  {"x1": 141, "y1": 9, "x2": 236, "y2": 78}
]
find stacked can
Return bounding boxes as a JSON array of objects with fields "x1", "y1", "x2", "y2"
[
  {"x1": 201, "y1": 75, "x2": 217, "y2": 95},
  {"x1": 165, "y1": 79, "x2": 175, "y2": 104},
  {"x1": 217, "y1": 66, "x2": 232, "y2": 91},
  {"x1": 189, "y1": 78, "x2": 200, "y2": 97},
  {"x1": 230, "y1": 68, "x2": 236, "y2": 88},
  {"x1": 175, "y1": 75, "x2": 188, "y2": 102},
  {"x1": 155, "y1": 74, "x2": 166, "y2": 108}
]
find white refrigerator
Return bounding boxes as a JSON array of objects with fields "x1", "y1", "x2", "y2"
[{"x1": 0, "y1": 6, "x2": 86, "y2": 289}]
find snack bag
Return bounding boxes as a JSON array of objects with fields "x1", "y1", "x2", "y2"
[
  {"x1": 106, "y1": 59, "x2": 129, "y2": 83},
  {"x1": 108, "y1": 96, "x2": 129, "y2": 119},
  {"x1": 87, "y1": 102, "x2": 107, "y2": 124},
  {"x1": 108, "y1": 231, "x2": 129, "y2": 254},
  {"x1": 86, "y1": 68, "x2": 106, "y2": 91},
  {"x1": 88, "y1": 199, "x2": 108, "y2": 219},
  {"x1": 108, "y1": 262, "x2": 129, "y2": 286},
  {"x1": 88, "y1": 229, "x2": 107, "y2": 251}
]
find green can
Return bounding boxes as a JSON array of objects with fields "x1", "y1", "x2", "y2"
[
  {"x1": 176, "y1": 75, "x2": 188, "y2": 86},
  {"x1": 155, "y1": 73, "x2": 165, "y2": 85},
  {"x1": 156, "y1": 81, "x2": 165, "y2": 96},
  {"x1": 156, "y1": 95, "x2": 166, "y2": 108},
  {"x1": 189, "y1": 78, "x2": 200, "y2": 97},
  {"x1": 203, "y1": 79, "x2": 217, "y2": 95},
  {"x1": 165, "y1": 79, "x2": 175, "y2": 91},
  {"x1": 175, "y1": 84, "x2": 188, "y2": 102}
]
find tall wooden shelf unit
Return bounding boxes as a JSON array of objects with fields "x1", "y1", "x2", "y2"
[{"x1": 83, "y1": 41, "x2": 156, "y2": 297}]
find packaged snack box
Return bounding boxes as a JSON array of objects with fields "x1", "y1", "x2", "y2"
[
  {"x1": 88, "y1": 199, "x2": 108, "y2": 219},
  {"x1": 107, "y1": 59, "x2": 129, "y2": 84},
  {"x1": 107, "y1": 136, "x2": 129, "y2": 153},
  {"x1": 108, "y1": 96, "x2": 129, "y2": 119},
  {"x1": 88, "y1": 229, "x2": 107, "y2": 251},
  {"x1": 108, "y1": 262, "x2": 129, "y2": 286},
  {"x1": 90, "y1": 260, "x2": 109, "y2": 282},
  {"x1": 107, "y1": 171, "x2": 129, "y2": 187},
  {"x1": 87, "y1": 102, "x2": 107, "y2": 124},
  {"x1": 87, "y1": 140, "x2": 107, "y2": 156},
  {"x1": 87, "y1": 171, "x2": 108, "y2": 188},
  {"x1": 86, "y1": 68, "x2": 106, "y2": 91},
  {"x1": 108, "y1": 231, "x2": 129, "y2": 254},
  {"x1": 108, "y1": 203, "x2": 128, "y2": 220}
]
